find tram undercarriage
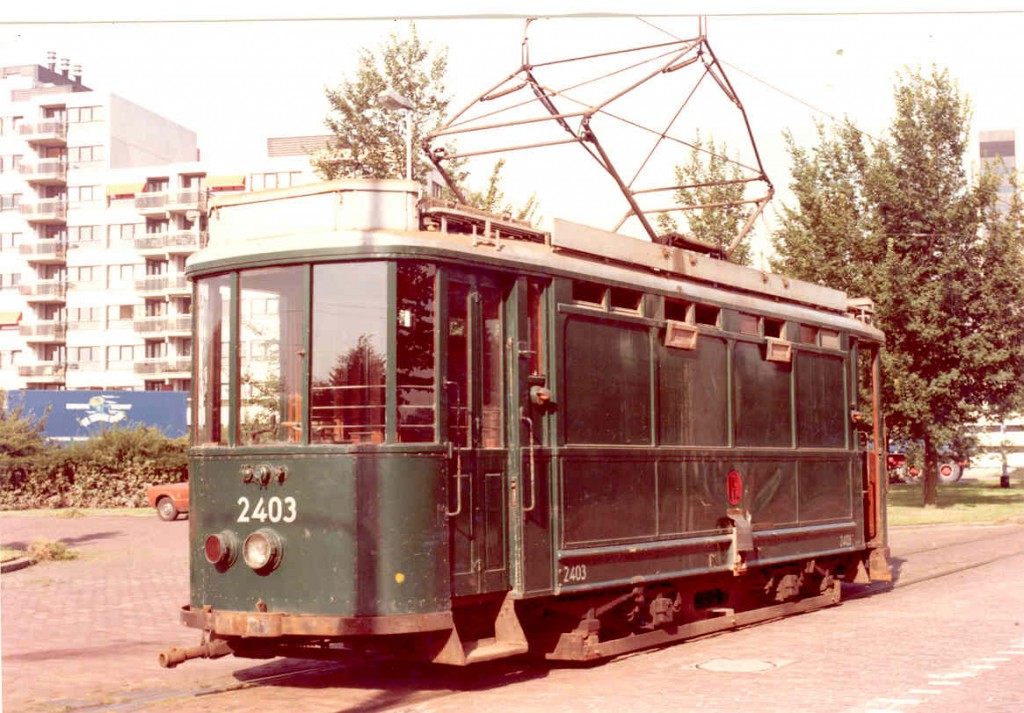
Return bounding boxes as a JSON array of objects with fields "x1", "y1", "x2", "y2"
[{"x1": 160, "y1": 551, "x2": 887, "y2": 668}]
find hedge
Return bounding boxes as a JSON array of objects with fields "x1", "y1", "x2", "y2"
[{"x1": 0, "y1": 420, "x2": 188, "y2": 510}]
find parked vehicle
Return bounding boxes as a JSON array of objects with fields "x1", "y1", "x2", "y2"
[
  {"x1": 887, "y1": 443, "x2": 967, "y2": 484},
  {"x1": 146, "y1": 482, "x2": 189, "y2": 521}
]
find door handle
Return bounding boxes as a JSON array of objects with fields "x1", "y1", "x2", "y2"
[{"x1": 521, "y1": 409, "x2": 537, "y2": 513}]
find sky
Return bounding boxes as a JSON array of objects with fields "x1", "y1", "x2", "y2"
[{"x1": 1, "y1": 1, "x2": 1021, "y2": 263}]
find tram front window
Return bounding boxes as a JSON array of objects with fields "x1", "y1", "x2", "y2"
[
  {"x1": 195, "y1": 275, "x2": 231, "y2": 445},
  {"x1": 238, "y1": 267, "x2": 305, "y2": 445},
  {"x1": 311, "y1": 263, "x2": 388, "y2": 444}
]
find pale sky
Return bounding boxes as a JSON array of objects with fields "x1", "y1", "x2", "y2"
[{"x1": 2, "y1": 2, "x2": 1021, "y2": 263}]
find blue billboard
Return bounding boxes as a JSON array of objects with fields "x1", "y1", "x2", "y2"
[{"x1": 5, "y1": 390, "x2": 188, "y2": 442}]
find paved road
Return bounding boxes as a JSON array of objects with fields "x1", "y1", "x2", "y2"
[{"x1": 2, "y1": 514, "x2": 1023, "y2": 712}]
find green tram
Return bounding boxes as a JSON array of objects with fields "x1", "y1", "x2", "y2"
[{"x1": 160, "y1": 179, "x2": 890, "y2": 668}]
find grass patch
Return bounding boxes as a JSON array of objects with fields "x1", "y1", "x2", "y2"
[
  {"x1": 26, "y1": 539, "x2": 78, "y2": 561},
  {"x1": 0, "y1": 507, "x2": 151, "y2": 519},
  {"x1": 888, "y1": 469, "x2": 1024, "y2": 526},
  {"x1": 1, "y1": 546, "x2": 25, "y2": 562}
]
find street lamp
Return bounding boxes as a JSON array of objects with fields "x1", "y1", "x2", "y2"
[{"x1": 378, "y1": 89, "x2": 414, "y2": 181}]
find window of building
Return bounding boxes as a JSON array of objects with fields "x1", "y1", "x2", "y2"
[
  {"x1": 69, "y1": 307, "x2": 101, "y2": 326},
  {"x1": 146, "y1": 218, "x2": 169, "y2": 234},
  {"x1": 0, "y1": 194, "x2": 22, "y2": 212},
  {"x1": 0, "y1": 155, "x2": 22, "y2": 171},
  {"x1": 69, "y1": 265, "x2": 98, "y2": 284},
  {"x1": 107, "y1": 304, "x2": 134, "y2": 322},
  {"x1": 106, "y1": 345, "x2": 137, "y2": 368},
  {"x1": 68, "y1": 185, "x2": 100, "y2": 204},
  {"x1": 0, "y1": 350, "x2": 21, "y2": 368},
  {"x1": 0, "y1": 232, "x2": 22, "y2": 250},
  {"x1": 67, "y1": 145, "x2": 103, "y2": 163},
  {"x1": 68, "y1": 225, "x2": 100, "y2": 245},
  {"x1": 108, "y1": 264, "x2": 135, "y2": 286},
  {"x1": 71, "y1": 346, "x2": 99, "y2": 365},
  {"x1": 67, "y1": 106, "x2": 103, "y2": 123},
  {"x1": 0, "y1": 273, "x2": 21, "y2": 289},
  {"x1": 0, "y1": 116, "x2": 23, "y2": 136},
  {"x1": 108, "y1": 223, "x2": 142, "y2": 243},
  {"x1": 144, "y1": 340, "x2": 166, "y2": 359}
]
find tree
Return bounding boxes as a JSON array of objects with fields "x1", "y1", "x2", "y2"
[
  {"x1": 772, "y1": 66, "x2": 1024, "y2": 506},
  {"x1": 463, "y1": 159, "x2": 539, "y2": 223},
  {"x1": 312, "y1": 24, "x2": 451, "y2": 184},
  {"x1": 657, "y1": 134, "x2": 759, "y2": 265}
]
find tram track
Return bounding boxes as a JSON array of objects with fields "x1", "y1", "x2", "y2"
[{"x1": 144, "y1": 524, "x2": 1024, "y2": 712}]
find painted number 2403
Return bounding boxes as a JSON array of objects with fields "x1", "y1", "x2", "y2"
[{"x1": 237, "y1": 496, "x2": 297, "y2": 524}]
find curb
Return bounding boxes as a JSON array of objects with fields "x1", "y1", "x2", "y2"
[{"x1": 1, "y1": 557, "x2": 36, "y2": 574}]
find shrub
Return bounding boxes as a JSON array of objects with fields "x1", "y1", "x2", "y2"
[{"x1": 0, "y1": 425, "x2": 188, "y2": 510}]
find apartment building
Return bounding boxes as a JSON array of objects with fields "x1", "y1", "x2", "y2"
[
  {"x1": 0, "y1": 56, "x2": 318, "y2": 393},
  {"x1": 979, "y1": 129, "x2": 1017, "y2": 214}
]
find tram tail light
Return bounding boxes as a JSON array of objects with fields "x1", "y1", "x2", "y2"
[
  {"x1": 204, "y1": 531, "x2": 239, "y2": 568},
  {"x1": 243, "y1": 529, "x2": 283, "y2": 573}
]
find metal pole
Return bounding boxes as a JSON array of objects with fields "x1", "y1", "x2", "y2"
[{"x1": 405, "y1": 112, "x2": 412, "y2": 181}]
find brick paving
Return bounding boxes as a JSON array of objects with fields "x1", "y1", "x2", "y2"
[{"x1": 2, "y1": 514, "x2": 1023, "y2": 712}]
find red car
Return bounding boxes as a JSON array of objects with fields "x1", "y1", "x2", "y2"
[{"x1": 146, "y1": 482, "x2": 189, "y2": 521}]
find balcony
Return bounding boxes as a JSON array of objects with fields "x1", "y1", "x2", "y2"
[
  {"x1": 165, "y1": 274, "x2": 190, "y2": 296},
  {"x1": 134, "y1": 315, "x2": 168, "y2": 334},
  {"x1": 132, "y1": 230, "x2": 205, "y2": 256},
  {"x1": 166, "y1": 189, "x2": 207, "y2": 215},
  {"x1": 17, "y1": 361, "x2": 67, "y2": 381},
  {"x1": 135, "y1": 191, "x2": 168, "y2": 216},
  {"x1": 19, "y1": 320, "x2": 67, "y2": 343},
  {"x1": 165, "y1": 230, "x2": 206, "y2": 254},
  {"x1": 166, "y1": 314, "x2": 192, "y2": 334},
  {"x1": 19, "y1": 159, "x2": 68, "y2": 185},
  {"x1": 18, "y1": 240, "x2": 67, "y2": 263},
  {"x1": 18, "y1": 280, "x2": 67, "y2": 303},
  {"x1": 18, "y1": 120, "x2": 68, "y2": 146},
  {"x1": 134, "y1": 275, "x2": 168, "y2": 294},
  {"x1": 134, "y1": 356, "x2": 192, "y2": 375},
  {"x1": 19, "y1": 198, "x2": 67, "y2": 224}
]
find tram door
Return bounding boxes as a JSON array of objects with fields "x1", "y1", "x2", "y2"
[{"x1": 446, "y1": 275, "x2": 510, "y2": 597}]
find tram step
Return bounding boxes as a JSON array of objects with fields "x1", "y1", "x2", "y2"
[{"x1": 463, "y1": 637, "x2": 530, "y2": 664}]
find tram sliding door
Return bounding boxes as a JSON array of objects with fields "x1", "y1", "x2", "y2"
[{"x1": 446, "y1": 274, "x2": 510, "y2": 597}]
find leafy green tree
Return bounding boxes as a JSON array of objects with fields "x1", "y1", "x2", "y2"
[
  {"x1": 772, "y1": 66, "x2": 1024, "y2": 506},
  {"x1": 312, "y1": 24, "x2": 450, "y2": 184},
  {"x1": 463, "y1": 159, "x2": 539, "y2": 223},
  {"x1": 658, "y1": 134, "x2": 759, "y2": 265}
]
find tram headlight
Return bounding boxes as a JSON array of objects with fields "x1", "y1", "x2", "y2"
[
  {"x1": 204, "y1": 530, "x2": 239, "y2": 568},
  {"x1": 242, "y1": 529, "x2": 283, "y2": 573}
]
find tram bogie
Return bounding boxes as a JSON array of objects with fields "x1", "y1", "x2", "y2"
[{"x1": 160, "y1": 179, "x2": 890, "y2": 669}]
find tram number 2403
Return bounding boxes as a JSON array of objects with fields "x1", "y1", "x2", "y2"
[{"x1": 237, "y1": 496, "x2": 298, "y2": 524}]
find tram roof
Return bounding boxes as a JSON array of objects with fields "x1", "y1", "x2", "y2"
[{"x1": 194, "y1": 180, "x2": 882, "y2": 341}]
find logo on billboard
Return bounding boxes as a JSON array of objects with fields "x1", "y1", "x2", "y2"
[{"x1": 65, "y1": 395, "x2": 132, "y2": 427}]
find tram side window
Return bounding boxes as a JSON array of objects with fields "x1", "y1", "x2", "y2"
[
  {"x1": 396, "y1": 263, "x2": 437, "y2": 443},
  {"x1": 237, "y1": 267, "x2": 306, "y2": 445},
  {"x1": 564, "y1": 317, "x2": 651, "y2": 445},
  {"x1": 195, "y1": 275, "x2": 231, "y2": 445},
  {"x1": 658, "y1": 335, "x2": 729, "y2": 446},
  {"x1": 310, "y1": 263, "x2": 387, "y2": 445}
]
